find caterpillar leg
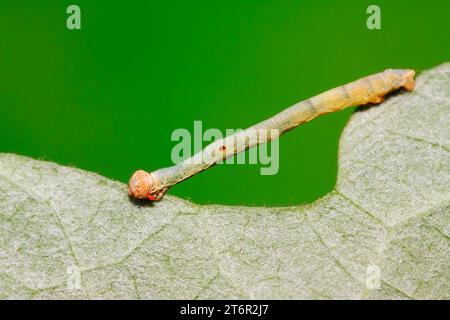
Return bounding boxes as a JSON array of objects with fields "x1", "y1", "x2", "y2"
[{"x1": 369, "y1": 95, "x2": 385, "y2": 104}]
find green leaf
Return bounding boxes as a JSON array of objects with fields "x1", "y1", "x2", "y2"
[{"x1": 1, "y1": 63, "x2": 449, "y2": 299}]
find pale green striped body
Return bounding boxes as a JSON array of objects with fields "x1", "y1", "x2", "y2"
[{"x1": 129, "y1": 69, "x2": 415, "y2": 200}]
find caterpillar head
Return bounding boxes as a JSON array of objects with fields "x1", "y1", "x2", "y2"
[{"x1": 128, "y1": 170, "x2": 165, "y2": 201}]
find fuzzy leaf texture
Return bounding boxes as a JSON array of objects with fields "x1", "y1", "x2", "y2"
[{"x1": 0, "y1": 64, "x2": 449, "y2": 299}]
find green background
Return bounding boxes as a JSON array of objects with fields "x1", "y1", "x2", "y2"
[{"x1": 0, "y1": 0, "x2": 448, "y2": 206}]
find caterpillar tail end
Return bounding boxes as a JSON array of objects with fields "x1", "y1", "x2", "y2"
[
  {"x1": 128, "y1": 170, "x2": 166, "y2": 201},
  {"x1": 402, "y1": 69, "x2": 416, "y2": 91}
]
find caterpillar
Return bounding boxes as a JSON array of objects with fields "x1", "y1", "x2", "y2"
[{"x1": 129, "y1": 68, "x2": 415, "y2": 201}]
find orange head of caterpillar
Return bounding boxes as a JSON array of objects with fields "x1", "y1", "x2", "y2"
[{"x1": 128, "y1": 170, "x2": 165, "y2": 201}]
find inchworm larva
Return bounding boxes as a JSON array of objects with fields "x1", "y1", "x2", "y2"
[{"x1": 129, "y1": 69, "x2": 415, "y2": 201}]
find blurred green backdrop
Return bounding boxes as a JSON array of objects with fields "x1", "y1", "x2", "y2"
[{"x1": 0, "y1": 0, "x2": 449, "y2": 206}]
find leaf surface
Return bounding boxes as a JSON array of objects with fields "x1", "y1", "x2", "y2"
[{"x1": 1, "y1": 64, "x2": 449, "y2": 299}]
